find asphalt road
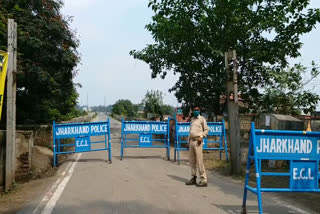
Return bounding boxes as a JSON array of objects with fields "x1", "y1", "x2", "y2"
[{"x1": 18, "y1": 113, "x2": 317, "y2": 214}]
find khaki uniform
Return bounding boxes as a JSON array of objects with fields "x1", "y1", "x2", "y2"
[{"x1": 188, "y1": 115, "x2": 209, "y2": 183}]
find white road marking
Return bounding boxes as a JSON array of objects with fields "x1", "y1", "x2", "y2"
[
  {"x1": 32, "y1": 159, "x2": 74, "y2": 214},
  {"x1": 32, "y1": 177, "x2": 63, "y2": 214},
  {"x1": 36, "y1": 153, "x2": 81, "y2": 214}
]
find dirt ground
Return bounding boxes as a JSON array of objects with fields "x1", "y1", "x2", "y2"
[
  {"x1": 0, "y1": 175, "x2": 57, "y2": 213},
  {"x1": 0, "y1": 153, "x2": 71, "y2": 214}
]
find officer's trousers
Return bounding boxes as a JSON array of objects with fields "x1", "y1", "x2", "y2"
[{"x1": 189, "y1": 139, "x2": 207, "y2": 183}]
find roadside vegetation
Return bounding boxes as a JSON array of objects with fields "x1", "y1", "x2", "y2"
[
  {"x1": 101, "y1": 90, "x2": 175, "y2": 120},
  {"x1": 130, "y1": 0, "x2": 320, "y2": 116},
  {"x1": 0, "y1": 0, "x2": 81, "y2": 124}
]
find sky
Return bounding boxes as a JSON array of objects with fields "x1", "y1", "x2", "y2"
[{"x1": 62, "y1": 0, "x2": 320, "y2": 107}]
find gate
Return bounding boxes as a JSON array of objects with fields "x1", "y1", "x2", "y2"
[
  {"x1": 242, "y1": 122, "x2": 320, "y2": 214},
  {"x1": 174, "y1": 120, "x2": 228, "y2": 164},
  {"x1": 120, "y1": 119, "x2": 170, "y2": 160},
  {"x1": 53, "y1": 119, "x2": 112, "y2": 166}
]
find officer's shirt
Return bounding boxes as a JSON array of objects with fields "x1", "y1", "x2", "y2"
[{"x1": 189, "y1": 115, "x2": 209, "y2": 138}]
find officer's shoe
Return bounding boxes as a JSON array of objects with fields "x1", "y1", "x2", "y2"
[
  {"x1": 196, "y1": 181, "x2": 208, "y2": 187},
  {"x1": 185, "y1": 176, "x2": 197, "y2": 185}
]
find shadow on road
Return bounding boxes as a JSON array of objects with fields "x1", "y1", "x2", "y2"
[{"x1": 167, "y1": 174, "x2": 187, "y2": 184}]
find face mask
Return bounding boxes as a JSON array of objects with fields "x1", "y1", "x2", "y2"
[{"x1": 193, "y1": 110, "x2": 200, "y2": 117}]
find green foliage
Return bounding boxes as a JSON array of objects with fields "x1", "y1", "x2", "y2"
[
  {"x1": 91, "y1": 105, "x2": 113, "y2": 113},
  {"x1": 62, "y1": 107, "x2": 87, "y2": 122},
  {"x1": 0, "y1": 0, "x2": 80, "y2": 123},
  {"x1": 142, "y1": 90, "x2": 164, "y2": 116},
  {"x1": 131, "y1": 0, "x2": 320, "y2": 115},
  {"x1": 142, "y1": 90, "x2": 174, "y2": 116},
  {"x1": 162, "y1": 104, "x2": 174, "y2": 115},
  {"x1": 112, "y1": 99, "x2": 138, "y2": 117},
  {"x1": 259, "y1": 63, "x2": 320, "y2": 115}
]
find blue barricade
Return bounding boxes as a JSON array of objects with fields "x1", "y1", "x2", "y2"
[
  {"x1": 120, "y1": 119, "x2": 170, "y2": 160},
  {"x1": 242, "y1": 122, "x2": 320, "y2": 214},
  {"x1": 53, "y1": 119, "x2": 112, "y2": 166},
  {"x1": 174, "y1": 120, "x2": 228, "y2": 164}
]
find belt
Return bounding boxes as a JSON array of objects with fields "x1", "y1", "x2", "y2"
[{"x1": 190, "y1": 136, "x2": 200, "y2": 141}]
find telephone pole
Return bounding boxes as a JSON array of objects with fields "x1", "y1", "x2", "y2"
[
  {"x1": 225, "y1": 50, "x2": 241, "y2": 175},
  {"x1": 86, "y1": 92, "x2": 89, "y2": 111},
  {"x1": 5, "y1": 19, "x2": 17, "y2": 192}
]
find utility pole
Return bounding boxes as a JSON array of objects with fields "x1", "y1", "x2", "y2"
[
  {"x1": 5, "y1": 19, "x2": 17, "y2": 192},
  {"x1": 225, "y1": 50, "x2": 241, "y2": 175},
  {"x1": 86, "y1": 92, "x2": 89, "y2": 111}
]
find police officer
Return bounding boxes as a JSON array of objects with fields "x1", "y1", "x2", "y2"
[{"x1": 185, "y1": 106, "x2": 209, "y2": 187}]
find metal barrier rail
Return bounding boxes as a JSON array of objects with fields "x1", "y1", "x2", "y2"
[
  {"x1": 120, "y1": 119, "x2": 170, "y2": 160},
  {"x1": 174, "y1": 120, "x2": 228, "y2": 164},
  {"x1": 53, "y1": 119, "x2": 112, "y2": 166},
  {"x1": 242, "y1": 122, "x2": 320, "y2": 214}
]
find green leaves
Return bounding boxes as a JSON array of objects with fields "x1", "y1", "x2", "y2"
[
  {"x1": 111, "y1": 90, "x2": 174, "y2": 119},
  {"x1": 142, "y1": 90, "x2": 164, "y2": 117},
  {"x1": 112, "y1": 100, "x2": 138, "y2": 117},
  {"x1": 131, "y1": 0, "x2": 320, "y2": 115},
  {"x1": 142, "y1": 90, "x2": 174, "y2": 117},
  {"x1": 259, "y1": 63, "x2": 320, "y2": 115},
  {"x1": 0, "y1": 0, "x2": 80, "y2": 123}
]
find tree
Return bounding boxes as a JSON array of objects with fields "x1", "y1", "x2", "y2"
[
  {"x1": 91, "y1": 105, "x2": 113, "y2": 113},
  {"x1": 0, "y1": 0, "x2": 80, "y2": 123},
  {"x1": 142, "y1": 90, "x2": 164, "y2": 117},
  {"x1": 162, "y1": 104, "x2": 174, "y2": 115},
  {"x1": 112, "y1": 99, "x2": 138, "y2": 117},
  {"x1": 142, "y1": 90, "x2": 174, "y2": 117},
  {"x1": 130, "y1": 0, "x2": 320, "y2": 115},
  {"x1": 259, "y1": 63, "x2": 320, "y2": 115}
]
